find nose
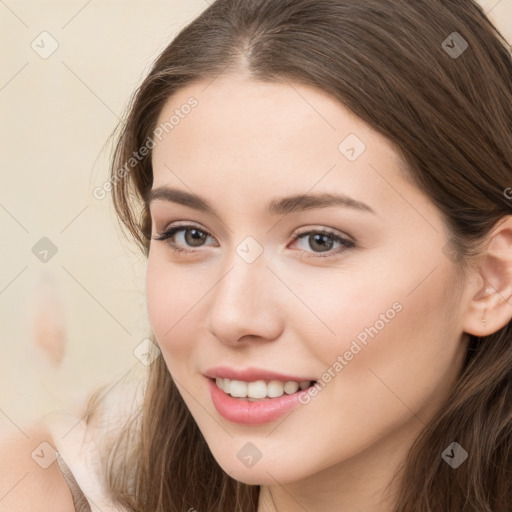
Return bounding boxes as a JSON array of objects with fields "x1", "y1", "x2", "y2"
[{"x1": 206, "y1": 252, "x2": 284, "y2": 346}]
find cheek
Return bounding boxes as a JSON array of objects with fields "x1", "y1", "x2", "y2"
[
  {"x1": 283, "y1": 265, "x2": 403, "y2": 362},
  {"x1": 145, "y1": 257, "x2": 203, "y2": 360},
  {"x1": 284, "y1": 273, "x2": 463, "y2": 475},
  {"x1": 308, "y1": 243, "x2": 460, "y2": 367},
  {"x1": 324, "y1": 265, "x2": 462, "y2": 421},
  {"x1": 301, "y1": 258, "x2": 462, "y2": 406}
]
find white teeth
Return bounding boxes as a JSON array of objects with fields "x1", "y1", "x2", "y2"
[
  {"x1": 214, "y1": 377, "x2": 313, "y2": 399},
  {"x1": 268, "y1": 380, "x2": 284, "y2": 398},
  {"x1": 283, "y1": 381, "x2": 299, "y2": 394},
  {"x1": 229, "y1": 380, "x2": 247, "y2": 398},
  {"x1": 247, "y1": 380, "x2": 268, "y2": 399}
]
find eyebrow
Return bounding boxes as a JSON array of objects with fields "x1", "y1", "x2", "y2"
[{"x1": 145, "y1": 187, "x2": 376, "y2": 216}]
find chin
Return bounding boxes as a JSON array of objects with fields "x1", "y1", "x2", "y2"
[{"x1": 206, "y1": 443, "x2": 314, "y2": 486}]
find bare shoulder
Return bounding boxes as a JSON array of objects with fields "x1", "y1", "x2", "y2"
[
  {"x1": 0, "y1": 421, "x2": 75, "y2": 512},
  {"x1": 0, "y1": 369, "x2": 145, "y2": 512}
]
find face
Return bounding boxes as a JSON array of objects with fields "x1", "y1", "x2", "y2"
[{"x1": 146, "y1": 74, "x2": 469, "y2": 489}]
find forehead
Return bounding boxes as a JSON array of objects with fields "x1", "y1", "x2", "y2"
[
  {"x1": 153, "y1": 75, "x2": 392, "y2": 157},
  {"x1": 149, "y1": 75, "x2": 425, "y2": 224}
]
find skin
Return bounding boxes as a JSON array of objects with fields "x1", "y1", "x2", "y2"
[
  {"x1": 0, "y1": 423, "x2": 75, "y2": 512},
  {"x1": 146, "y1": 74, "x2": 512, "y2": 512},
  {"x1": 0, "y1": 402, "x2": 133, "y2": 511}
]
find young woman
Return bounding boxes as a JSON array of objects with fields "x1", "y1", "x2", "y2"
[{"x1": 11, "y1": 0, "x2": 512, "y2": 511}]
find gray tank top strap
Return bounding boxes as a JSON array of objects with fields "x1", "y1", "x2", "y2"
[{"x1": 55, "y1": 451, "x2": 92, "y2": 512}]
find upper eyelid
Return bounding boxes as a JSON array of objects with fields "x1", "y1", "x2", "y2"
[
  {"x1": 156, "y1": 222, "x2": 349, "y2": 238},
  {"x1": 149, "y1": 205, "x2": 231, "y2": 238},
  {"x1": 151, "y1": 204, "x2": 355, "y2": 238},
  {"x1": 154, "y1": 223, "x2": 215, "y2": 239},
  {"x1": 156, "y1": 221, "x2": 212, "y2": 235},
  {"x1": 294, "y1": 226, "x2": 352, "y2": 240}
]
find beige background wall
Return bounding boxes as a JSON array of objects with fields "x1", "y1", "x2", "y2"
[{"x1": 1, "y1": 0, "x2": 511, "y2": 431}]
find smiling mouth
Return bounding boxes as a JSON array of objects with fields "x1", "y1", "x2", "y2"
[{"x1": 210, "y1": 377, "x2": 317, "y2": 401}]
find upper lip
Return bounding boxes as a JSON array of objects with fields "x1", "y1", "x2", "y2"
[{"x1": 204, "y1": 366, "x2": 317, "y2": 383}]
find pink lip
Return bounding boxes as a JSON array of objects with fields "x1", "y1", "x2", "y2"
[
  {"x1": 204, "y1": 365, "x2": 316, "y2": 382},
  {"x1": 206, "y1": 378, "x2": 312, "y2": 425},
  {"x1": 203, "y1": 366, "x2": 317, "y2": 425}
]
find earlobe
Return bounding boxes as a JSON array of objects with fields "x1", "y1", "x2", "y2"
[{"x1": 462, "y1": 215, "x2": 512, "y2": 337}]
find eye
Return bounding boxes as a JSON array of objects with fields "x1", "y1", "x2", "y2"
[
  {"x1": 153, "y1": 224, "x2": 217, "y2": 254},
  {"x1": 153, "y1": 223, "x2": 354, "y2": 258},
  {"x1": 290, "y1": 228, "x2": 355, "y2": 258}
]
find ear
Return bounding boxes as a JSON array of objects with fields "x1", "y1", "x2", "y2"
[{"x1": 462, "y1": 215, "x2": 512, "y2": 337}]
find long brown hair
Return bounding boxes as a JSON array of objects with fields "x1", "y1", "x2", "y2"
[{"x1": 89, "y1": 1, "x2": 512, "y2": 510}]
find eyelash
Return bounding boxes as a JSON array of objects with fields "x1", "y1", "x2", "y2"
[{"x1": 153, "y1": 223, "x2": 355, "y2": 258}]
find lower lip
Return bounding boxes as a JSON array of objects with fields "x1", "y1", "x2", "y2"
[{"x1": 207, "y1": 378, "x2": 311, "y2": 425}]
